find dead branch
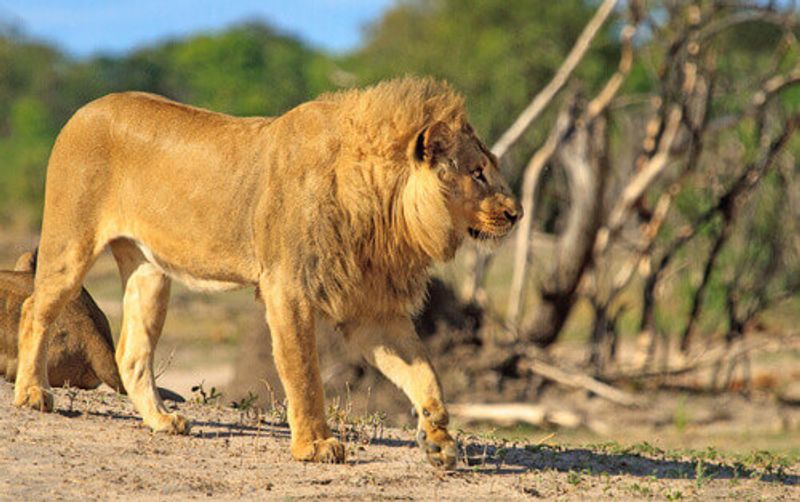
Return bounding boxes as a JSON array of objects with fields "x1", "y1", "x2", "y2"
[
  {"x1": 594, "y1": 102, "x2": 685, "y2": 256},
  {"x1": 678, "y1": 113, "x2": 800, "y2": 352},
  {"x1": 698, "y1": 8, "x2": 795, "y2": 42},
  {"x1": 519, "y1": 113, "x2": 610, "y2": 347},
  {"x1": 449, "y1": 403, "x2": 579, "y2": 428},
  {"x1": 679, "y1": 220, "x2": 731, "y2": 352},
  {"x1": 708, "y1": 64, "x2": 800, "y2": 133},
  {"x1": 605, "y1": 334, "x2": 800, "y2": 383},
  {"x1": 506, "y1": 9, "x2": 641, "y2": 326},
  {"x1": 505, "y1": 106, "x2": 575, "y2": 324},
  {"x1": 636, "y1": 62, "x2": 799, "y2": 361},
  {"x1": 448, "y1": 403, "x2": 608, "y2": 433},
  {"x1": 521, "y1": 354, "x2": 639, "y2": 408},
  {"x1": 461, "y1": 0, "x2": 622, "y2": 304},
  {"x1": 490, "y1": 0, "x2": 620, "y2": 160}
]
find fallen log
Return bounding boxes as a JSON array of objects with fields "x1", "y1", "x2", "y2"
[
  {"x1": 522, "y1": 355, "x2": 640, "y2": 408},
  {"x1": 449, "y1": 403, "x2": 608, "y2": 434}
]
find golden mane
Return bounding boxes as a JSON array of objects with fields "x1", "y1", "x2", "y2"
[
  {"x1": 321, "y1": 76, "x2": 467, "y2": 161},
  {"x1": 294, "y1": 78, "x2": 472, "y2": 320}
]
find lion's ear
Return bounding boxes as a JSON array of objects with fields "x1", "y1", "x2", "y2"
[{"x1": 413, "y1": 121, "x2": 453, "y2": 167}]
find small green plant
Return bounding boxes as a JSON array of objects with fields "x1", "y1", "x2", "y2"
[
  {"x1": 260, "y1": 379, "x2": 287, "y2": 426},
  {"x1": 494, "y1": 445, "x2": 508, "y2": 468},
  {"x1": 694, "y1": 460, "x2": 715, "y2": 489},
  {"x1": 325, "y1": 385, "x2": 388, "y2": 448},
  {"x1": 736, "y1": 450, "x2": 791, "y2": 480},
  {"x1": 191, "y1": 380, "x2": 222, "y2": 405},
  {"x1": 664, "y1": 488, "x2": 684, "y2": 500},
  {"x1": 622, "y1": 441, "x2": 665, "y2": 458},
  {"x1": 628, "y1": 482, "x2": 652, "y2": 497},
  {"x1": 231, "y1": 391, "x2": 260, "y2": 423},
  {"x1": 64, "y1": 383, "x2": 78, "y2": 414},
  {"x1": 566, "y1": 470, "x2": 582, "y2": 486},
  {"x1": 231, "y1": 391, "x2": 258, "y2": 412}
]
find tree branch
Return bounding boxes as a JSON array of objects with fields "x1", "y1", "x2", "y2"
[{"x1": 490, "y1": 0, "x2": 620, "y2": 160}]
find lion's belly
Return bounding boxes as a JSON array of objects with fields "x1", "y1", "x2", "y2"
[{"x1": 133, "y1": 240, "x2": 248, "y2": 293}]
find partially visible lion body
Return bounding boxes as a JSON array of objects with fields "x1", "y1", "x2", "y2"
[
  {"x1": 0, "y1": 255, "x2": 122, "y2": 390},
  {"x1": 16, "y1": 78, "x2": 520, "y2": 468}
]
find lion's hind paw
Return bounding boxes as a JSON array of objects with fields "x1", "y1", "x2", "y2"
[
  {"x1": 292, "y1": 437, "x2": 346, "y2": 464},
  {"x1": 13, "y1": 384, "x2": 54, "y2": 412}
]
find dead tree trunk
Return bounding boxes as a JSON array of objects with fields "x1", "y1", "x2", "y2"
[{"x1": 523, "y1": 114, "x2": 609, "y2": 346}]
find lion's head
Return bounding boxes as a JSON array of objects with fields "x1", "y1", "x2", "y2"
[
  {"x1": 408, "y1": 120, "x2": 522, "y2": 254},
  {"x1": 328, "y1": 77, "x2": 521, "y2": 264}
]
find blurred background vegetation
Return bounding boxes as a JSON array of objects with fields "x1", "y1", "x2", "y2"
[{"x1": 0, "y1": 0, "x2": 624, "y2": 226}]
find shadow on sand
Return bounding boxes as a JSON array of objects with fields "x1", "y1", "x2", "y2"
[{"x1": 453, "y1": 441, "x2": 798, "y2": 485}]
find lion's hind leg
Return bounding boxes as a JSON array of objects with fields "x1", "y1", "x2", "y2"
[
  {"x1": 111, "y1": 239, "x2": 188, "y2": 434},
  {"x1": 347, "y1": 319, "x2": 457, "y2": 470}
]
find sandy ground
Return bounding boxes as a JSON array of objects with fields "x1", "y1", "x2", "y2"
[
  {"x1": 1, "y1": 383, "x2": 798, "y2": 500},
  {"x1": 2, "y1": 235, "x2": 800, "y2": 499}
]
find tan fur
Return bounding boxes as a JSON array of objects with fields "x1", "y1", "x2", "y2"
[
  {"x1": 1, "y1": 253, "x2": 123, "y2": 391},
  {"x1": 14, "y1": 77, "x2": 521, "y2": 468}
]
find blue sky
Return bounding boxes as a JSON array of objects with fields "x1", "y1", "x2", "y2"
[{"x1": 0, "y1": 0, "x2": 396, "y2": 57}]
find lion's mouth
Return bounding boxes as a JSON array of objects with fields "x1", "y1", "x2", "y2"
[{"x1": 468, "y1": 227, "x2": 502, "y2": 241}]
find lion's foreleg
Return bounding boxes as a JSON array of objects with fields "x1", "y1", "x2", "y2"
[
  {"x1": 262, "y1": 280, "x2": 344, "y2": 463},
  {"x1": 347, "y1": 318, "x2": 457, "y2": 469},
  {"x1": 116, "y1": 260, "x2": 187, "y2": 434}
]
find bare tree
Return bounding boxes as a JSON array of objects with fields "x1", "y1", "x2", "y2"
[{"x1": 468, "y1": 0, "x2": 800, "y2": 369}]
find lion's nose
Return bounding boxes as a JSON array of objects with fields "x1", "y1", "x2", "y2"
[{"x1": 504, "y1": 207, "x2": 522, "y2": 225}]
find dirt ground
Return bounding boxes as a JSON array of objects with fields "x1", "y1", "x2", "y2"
[
  {"x1": 1, "y1": 383, "x2": 798, "y2": 500},
  {"x1": 2, "y1": 234, "x2": 799, "y2": 499}
]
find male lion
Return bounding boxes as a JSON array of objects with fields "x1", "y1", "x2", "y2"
[{"x1": 14, "y1": 77, "x2": 521, "y2": 469}]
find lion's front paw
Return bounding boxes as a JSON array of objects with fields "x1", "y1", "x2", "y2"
[
  {"x1": 13, "y1": 383, "x2": 54, "y2": 412},
  {"x1": 417, "y1": 398, "x2": 457, "y2": 470},
  {"x1": 417, "y1": 427, "x2": 457, "y2": 470},
  {"x1": 291, "y1": 437, "x2": 346, "y2": 464},
  {"x1": 148, "y1": 412, "x2": 191, "y2": 435}
]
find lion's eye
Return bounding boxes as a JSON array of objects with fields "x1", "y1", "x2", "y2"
[{"x1": 471, "y1": 168, "x2": 487, "y2": 184}]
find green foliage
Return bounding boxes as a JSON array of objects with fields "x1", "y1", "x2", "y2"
[
  {"x1": 231, "y1": 391, "x2": 259, "y2": 412},
  {"x1": 0, "y1": 2, "x2": 623, "y2": 223},
  {"x1": 566, "y1": 469, "x2": 583, "y2": 485}
]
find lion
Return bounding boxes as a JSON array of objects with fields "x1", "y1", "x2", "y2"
[{"x1": 14, "y1": 77, "x2": 521, "y2": 469}]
